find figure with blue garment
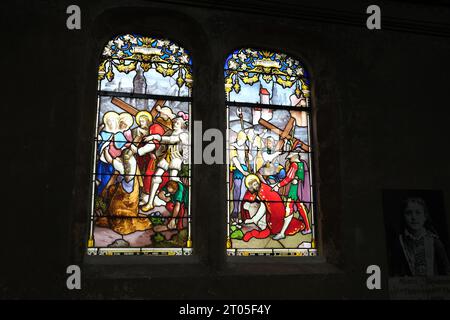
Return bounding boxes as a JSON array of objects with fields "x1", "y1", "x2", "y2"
[{"x1": 96, "y1": 111, "x2": 119, "y2": 196}]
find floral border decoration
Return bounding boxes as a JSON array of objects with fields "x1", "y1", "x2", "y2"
[
  {"x1": 98, "y1": 34, "x2": 193, "y2": 89},
  {"x1": 224, "y1": 48, "x2": 309, "y2": 98}
]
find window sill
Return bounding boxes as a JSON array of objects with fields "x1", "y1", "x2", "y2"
[
  {"x1": 81, "y1": 255, "x2": 342, "y2": 279},
  {"x1": 82, "y1": 255, "x2": 209, "y2": 279},
  {"x1": 222, "y1": 255, "x2": 343, "y2": 276}
]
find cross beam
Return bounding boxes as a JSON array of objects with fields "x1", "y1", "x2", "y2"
[{"x1": 259, "y1": 118, "x2": 310, "y2": 152}]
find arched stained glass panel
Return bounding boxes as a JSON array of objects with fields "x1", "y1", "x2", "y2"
[
  {"x1": 225, "y1": 48, "x2": 317, "y2": 256},
  {"x1": 87, "y1": 34, "x2": 192, "y2": 256}
]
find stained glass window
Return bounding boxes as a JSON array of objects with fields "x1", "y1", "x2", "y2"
[
  {"x1": 87, "y1": 34, "x2": 192, "y2": 256},
  {"x1": 225, "y1": 48, "x2": 317, "y2": 256}
]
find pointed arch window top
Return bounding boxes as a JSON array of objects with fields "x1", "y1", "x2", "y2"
[{"x1": 224, "y1": 48, "x2": 310, "y2": 99}]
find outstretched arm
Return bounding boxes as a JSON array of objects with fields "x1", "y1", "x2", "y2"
[
  {"x1": 277, "y1": 162, "x2": 298, "y2": 188},
  {"x1": 137, "y1": 143, "x2": 156, "y2": 156},
  {"x1": 160, "y1": 134, "x2": 179, "y2": 144},
  {"x1": 264, "y1": 151, "x2": 281, "y2": 163}
]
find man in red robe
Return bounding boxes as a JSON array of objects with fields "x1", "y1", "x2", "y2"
[
  {"x1": 241, "y1": 174, "x2": 305, "y2": 242},
  {"x1": 131, "y1": 111, "x2": 166, "y2": 206},
  {"x1": 140, "y1": 122, "x2": 165, "y2": 195},
  {"x1": 273, "y1": 152, "x2": 311, "y2": 235}
]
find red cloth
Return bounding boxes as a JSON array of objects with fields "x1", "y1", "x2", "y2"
[
  {"x1": 243, "y1": 228, "x2": 270, "y2": 241},
  {"x1": 141, "y1": 123, "x2": 166, "y2": 194},
  {"x1": 279, "y1": 162, "x2": 297, "y2": 188},
  {"x1": 288, "y1": 200, "x2": 311, "y2": 232},
  {"x1": 166, "y1": 201, "x2": 186, "y2": 230},
  {"x1": 143, "y1": 157, "x2": 156, "y2": 193},
  {"x1": 260, "y1": 87, "x2": 270, "y2": 95},
  {"x1": 149, "y1": 123, "x2": 165, "y2": 148},
  {"x1": 241, "y1": 182, "x2": 304, "y2": 241}
]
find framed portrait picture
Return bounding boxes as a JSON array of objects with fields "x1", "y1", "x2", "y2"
[{"x1": 382, "y1": 190, "x2": 450, "y2": 299}]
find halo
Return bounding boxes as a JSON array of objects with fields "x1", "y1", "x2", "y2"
[
  {"x1": 244, "y1": 174, "x2": 260, "y2": 189},
  {"x1": 135, "y1": 111, "x2": 152, "y2": 126}
]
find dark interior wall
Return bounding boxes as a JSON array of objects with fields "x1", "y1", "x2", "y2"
[{"x1": 2, "y1": 0, "x2": 450, "y2": 299}]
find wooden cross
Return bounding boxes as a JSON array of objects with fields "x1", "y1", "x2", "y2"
[
  {"x1": 110, "y1": 97, "x2": 171, "y2": 130},
  {"x1": 258, "y1": 118, "x2": 310, "y2": 152}
]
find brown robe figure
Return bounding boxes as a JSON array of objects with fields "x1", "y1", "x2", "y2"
[{"x1": 97, "y1": 149, "x2": 151, "y2": 235}]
